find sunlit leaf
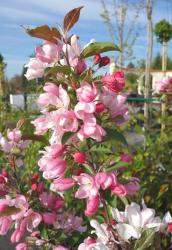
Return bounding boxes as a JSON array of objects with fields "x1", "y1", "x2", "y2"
[
  {"x1": 105, "y1": 161, "x2": 129, "y2": 172},
  {"x1": 45, "y1": 65, "x2": 72, "y2": 76},
  {"x1": 80, "y1": 42, "x2": 120, "y2": 59},
  {"x1": 134, "y1": 229, "x2": 155, "y2": 250}
]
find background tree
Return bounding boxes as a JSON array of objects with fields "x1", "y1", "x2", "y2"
[
  {"x1": 137, "y1": 59, "x2": 146, "y2": 70},
  {"x1": 8, "y1": 74, "x2": 23, "y2": 94},
  {"x1": 100, "y1": 0, "x2": 145, "y2": 67},
  {"x1": 127, "y1": 62, "x2": 135, "y2": 69},
  {"x1": 155, "y1": 19, "x2": 172, "y2": 132},
  {"x1": 154, "y1": 19, "x2": 172, "y2": 75},
  {"x1": 152, "y1": 52, "x2": 172, "y2": 70},
  {"x1": 0, "y1": 53, "x2": 8, "y2": 96}
]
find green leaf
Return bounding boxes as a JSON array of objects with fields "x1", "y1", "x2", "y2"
[
  {"x1": 45, "y1": 65, "x2": 72, "y2": 76},
  {"x1": 90, "y1": 144, "x2": 112, "y2": 154},
  {"x1": 105, "y1": 161, "x2": 129, "y2": 172},
  {"x1": 104, "y1": 127, "x2": 127, "y2": 145},
  {"x1": 108, "y1": 195, "x2": 117, "y2": 207},
  {"x1": 80, "y1": 42, "x2": 120, "y2": 59},
  {"x1": 134, "y1": 229, "x2": 155, "y2": 250},
  {"x1": 119, "y1": 196, "x2": 128, "y2": 206},
  {"x1": 62, "y1": 132, "x2": 73, "y2": 144},
  {"x1": 82, "y1": 164, "x2": 94, "y2": 175}
]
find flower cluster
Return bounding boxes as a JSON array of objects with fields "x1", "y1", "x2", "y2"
[
  {"x1": 0, "y1": 6, "x2": 171, "y2": 250},
  {"x1": 0, "y1": 128, "x2": 29, "y2": 167},
  {"x1": 154, "y1": 76, "x2": 172, "y2": 94}
]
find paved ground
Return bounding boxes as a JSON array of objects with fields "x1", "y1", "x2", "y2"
[{"x1": 0, "y1": 233, "x2": 14, "y2": 250}]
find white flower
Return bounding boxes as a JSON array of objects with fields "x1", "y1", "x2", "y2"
[
  {"x1": 160, "y1": 211, "x2": 172, "y2": 232},
  {"x1": 90, "y1": 220, "x2": 111, "y2": 245},
  {"x1": 112, "y1": 202, "x2": 161, "y2": 241}
]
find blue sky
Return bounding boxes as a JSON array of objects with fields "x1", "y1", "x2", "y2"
[{"x1": 0, "y1": 0, "x2": 172, "y2": 78}]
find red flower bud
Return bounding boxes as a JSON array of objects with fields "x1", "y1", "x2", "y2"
[
  {"x1": 93, "y1": 54, "x2": 101, "y2": 65},
  {"x1": 168, "y1": 223, "x2": 172, "y2": 233},
  {"x1": 95, "y1": 103, "x2": 106, "y2": 113},
  {"x1": 73, "y1": 152, "x2": 86, "y2": 164},
  {"x1": 2, "y1": 170, "x2": 8, "y2": 178},
  {"x1": 32, "y1": 173, "x2": 39, "y2": 182},
  {"x1": 31, "y1": 183, "x2": 38, "y2": 191},
  {"x1": 110, "y1": 219, "x2": 117, "y2": 225},
  {"x1": 85, "y1": 237, "x2": 96, "y2": 245},
  {"x1": 99, "y1": 56, "x2": 110, "y2": 67}
]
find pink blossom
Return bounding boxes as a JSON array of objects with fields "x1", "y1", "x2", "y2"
[
  {"x1": 70, "y1": 57, "x2": 87, "y2": 75},
  {"x1": 76, "y1": 82, "x2": 98, "y2": 103},
  {"x1": 55, "y1": 213, "x2": 86, "y2": 233},
  {"x1": 63, "y1": 35, "x2": 81, "y2": 61},
  {"x1": 31, "y1": 116, "x2": 49, "y2": 135},
  {"x1": 41, "y1": 144, "x2": 65, "y2": 158},
  {"x1": 57, "y1": 110, "x2": 78, "y2": 132},
  {"x1": 38, "y1": 156, "x2": 67, "y2": 180},
  {"x1": 73, "y1": 152, "x2": 86, "y2": 164},
  {"x1": 95, "y1": 172, "x2": 116, "y2": 190},
  {"x1": 0, "y1": 137, "x2": 12, "y2": 152},
  {"x1": 53, "y1": 246, "x2": 69, "y2": 250},
  {"x1": 16, "y1": 243, "x2": 27, "y2": 250},
  {"x1": 35, "y1": 41, "x2": 62, "y2": 63},
  {"x1": 124, "y1": 177, "x2": 140, "y2": 196},
  {"x1": 0, "y1": 195, "x2": 28, "y2": 235},
  {"x1": 42, "y1": 212, "x2": 57, "y2": 225},
  {"x1": 77, "y1": 122, "x2": 106, "y2": 142},
  {"x1": 39, "y1": 192, "x2": 64, "y2": 210},
  {"x1": 85, "y1": 195, "x2": 99, "y2": 216},
  {"x1": 19, "y1": 209, "x2": 42, "y2": 233},
  {"x1": 0, "y1": 217, "x2": 12, "y2": 235},
  {"x1": 154, "y1": 76, "x2": 172, "y2": 93},
  {"x1": 120, "y1": 154, "x2": 133, "y2": 163},
  {"x1": 73, "y1": 173, "x2": 99, "y2": 199},
  {"x1": 48, "y1": 109, "x2": 78, "y2": 144},
  {"x1": 51, "y1": 178, "x2": 75, "y2": 191},
  {"x1": 37, "y1": 84, "x2": 70, "y2": 110},
  {"x1": 102, "y1": 71, "x2": 125, "y2": 93},
  {"x1": 7, "y1": 128, "x2": 21, "y2": 143},
  {"x1": 74, "y1": 102, "x2": 96, "y2": 120},
  {"x1": 11, "y1": 228, "x2": 25, "y2": 243},
  {"x1": 100, "y1": 87, "x2": 129, "y2": 125},
  {"x1": 25, "y1": 58, "x2": 45, "y2": 80},
  {"x1": 111, "y1": 183, "x2": 127, "y2": 197}
]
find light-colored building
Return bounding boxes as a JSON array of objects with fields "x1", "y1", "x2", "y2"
[{"x1": 151, "y1": 70, "x2": 172, "y2": 91}]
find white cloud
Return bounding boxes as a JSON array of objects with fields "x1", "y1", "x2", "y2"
[{"x1": 0, "y1": 6, "x2": 55, "y2": 23}]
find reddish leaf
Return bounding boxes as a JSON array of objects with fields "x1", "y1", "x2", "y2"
[
  {"x1": 24, "y1": 25, "x2": 61, "y2": 43},
  {"x1": 0, "y1": 207, "x2": 21, "y2": 217},
  {"x1": 63, "y1": 6, "x2": 83, "y2": 32}
]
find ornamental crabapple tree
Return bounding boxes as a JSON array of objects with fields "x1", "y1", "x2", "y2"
[{"x1": 0, "y1": 6, "x2": 171, "y2": 250}]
